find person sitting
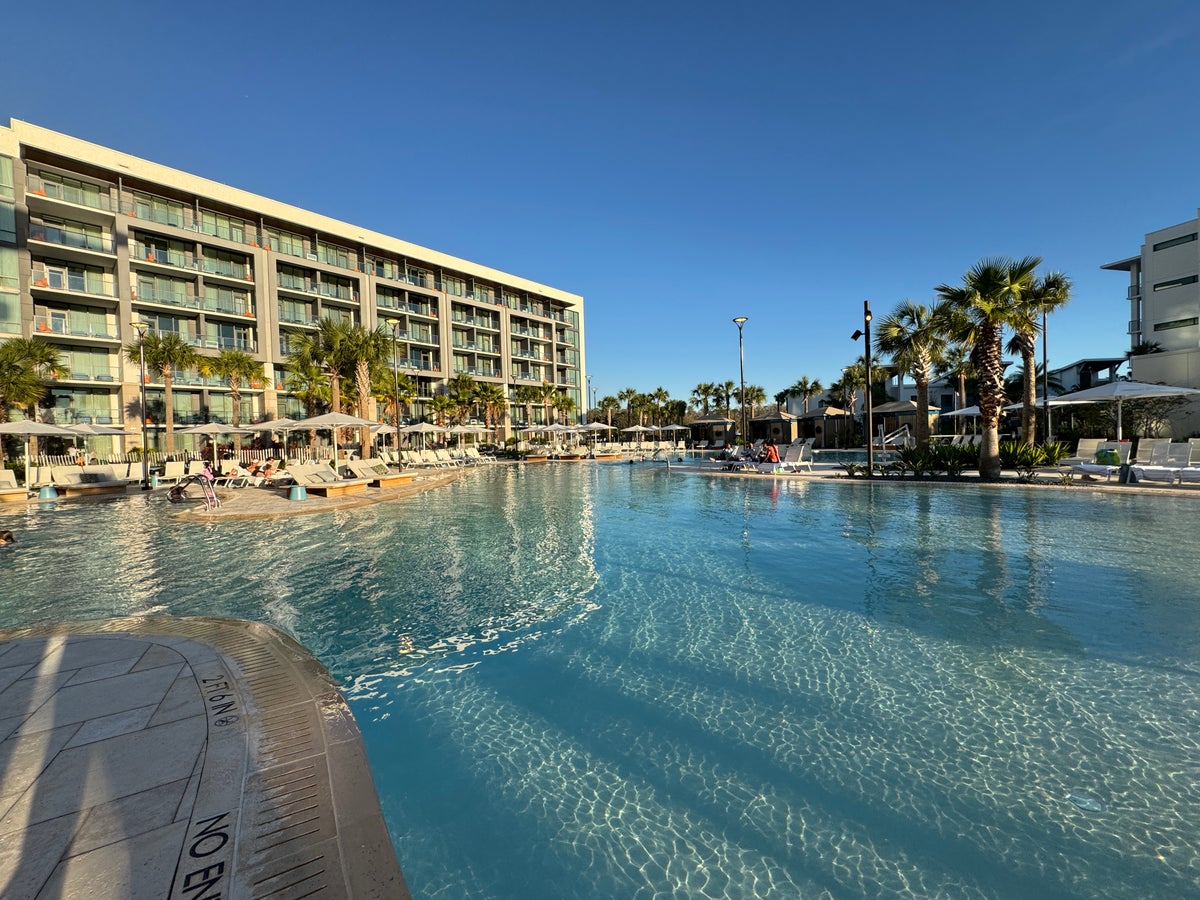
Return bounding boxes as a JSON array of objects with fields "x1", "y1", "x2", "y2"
[
  {"x1": 0, "y1": 530, "x2": 14, "y2": 545},
  {"x1": 763, "y1": 441, "x2": 780, "y2": 465}
]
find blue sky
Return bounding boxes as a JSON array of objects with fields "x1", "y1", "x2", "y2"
[{"x1": 5, "y1": 0, "x2": 1199, "y2": 407}]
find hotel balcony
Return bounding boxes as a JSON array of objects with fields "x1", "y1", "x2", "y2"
[
  {"x1": 33, "y1": 314, "x2": 121, "y2": 343},
  {"x1": 133, "y1": 287, "x2": 201, "y2": 311},
  {"x1": 28, "y1": 223, "x2": 115, "y2": 263},
  {"x1": 201, "y1": 259, "x2": 253, "y2": 283},
  {"x1": 25, "y1": 176, "x2": 114, "y2": 224},
  {"x1": 31, "y1": 273, "x2": 117, "y2": 305},
  {"x1": 131, "y1": 243, "x2": 199, "y2": 272}
]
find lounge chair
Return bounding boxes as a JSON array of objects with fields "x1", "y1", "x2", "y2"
[
  {"x1": 1070, "y1": 441, "x2": 1131, "y2": 482},
  {"x1": 50, "y1": 465, "x2": 128, "y2": 497},
  {"x1": 1132, "y1": 442, "x2": 1187, "y2": 485},
  {"x1": 348, "y1": 458, "x2": 415, "y2": 488},
  {"x1": 1061, "y1": 438, "x2": 1103, "y2": 468},
  {"x1": 287, "y1": 463, "x2": 371, "y2": 498},
  {"x1": 0, "y1": 468, "x2": 28, "y2": 503}
]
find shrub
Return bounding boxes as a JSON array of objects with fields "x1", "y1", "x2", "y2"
[
  {"x1": 1000, "y1": 441, "x2": 1046, "y2": 481},
  {"x1": 1039, "y1": 440, "x2": 1070, "y2": 466},
  {"x1": 931, "y1": 443, "x2": 976, "y2": 477}
]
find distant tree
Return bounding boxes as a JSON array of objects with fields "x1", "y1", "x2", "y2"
[
  {"x1": 691, "y1": 382, "x2": 716, "y2": 414},
  {"x1": 515, "y1": 384, "x2": 544, "y2": 427},
  {"x1": 598, "y1": 395, "x2": 620, "y2": 428},
  {"x1": 207, "y1": 349, "x2": 263, "y2": 453},
  {"x1": 875, "y1": 300, "x2": 947, "y2": 448},
  {"x1": 125, "y1": 331, "x2": 199, "y2": 453},
  {"x1": 1005, "y1": 271, "x2": 1071, "y2": 445}
]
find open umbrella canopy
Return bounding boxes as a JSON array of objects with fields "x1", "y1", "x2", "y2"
[
  {"x1": 294, "y1": 412, "x2": 379, "y2": 429},
  {"x1": 0, "y1": 420, "x2": 76, "y2": 436},
  {"x1": 620, "y1": 425, "x2": 654, "y2": 432},
  {"x1": 177, "y1": 422, "x2": 254, "y2": 435},
  {"x1": 403, "y1": 422, "x2": 444, "y2": 434},
  {"x1": 66, "y1": 422, "x2": 127, "y2": 436},
  {"x1": 1052, "y1": 380, "x2": 1200, "y2": 440},
  {"x1": 939, "y1": 405, "x2": 981, "y2": 417},
  {"x1": 250, "y1": 417, "x2": 300, "y2": 431}
]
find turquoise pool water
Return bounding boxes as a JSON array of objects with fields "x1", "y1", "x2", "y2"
[{"x1": 1, "y1": 466, "x2": 1198, "y2": 898}]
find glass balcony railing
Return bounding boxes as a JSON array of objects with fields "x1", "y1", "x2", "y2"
[
  {"x1": 203, "y1": 336, "x2": 256, "y2": 352},
  {"x1": 278, "y1": 310, "x2": 319, "y2": 326},
  {"x1": 28, "y1": 223, "x2": 114, "y2": 254},
  {"x1": 33, "y1": 272, "x2": 116, "y2": 297},
  {"x1": 34, "y1": 315, "x2": 119, "y2": 340},
  {"x1": 203, "y1": 298, "x2": 254, "y2": 317},
  {"x1": 202, "y1": 259, "x2": 251, "y2": 280},
  {"x1": 27, "y1": 176, "x2": 113, "y2": 211},
  {"x1": 135, "y1": 287, "x2": 200, "y2": 310},
  {"x1": 132, "y1": 244, "x2": 198, "y2": 270}
]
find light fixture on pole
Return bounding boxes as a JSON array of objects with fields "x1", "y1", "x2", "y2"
[
  {"x1": 1042, "y1": 310, "x2": 1051, "y2": 442},
  {"x1": 732, "y1": 317, "x2": 748, "y2": 448},
  {"x1": 131, "y1": 320, "x2": 150, "y2": 490},
  {"x1": 585, "y1": 374, "x2": 593, "y2": 425},
  {"x1": 851, "y1": 299, "x2": 873, "y2": 475},
  {"x1": 391, "y1": 320, "x2": 402, "y2": 451}
]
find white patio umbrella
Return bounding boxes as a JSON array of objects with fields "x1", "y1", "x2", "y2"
[
  {"x1": 66, "y1": 422, "x2": 127, "y2": 460},
  {"x1": 177, "y1": 422, "x2": 254, "y2": 435},
  {"x1": 294, "y1": 412, "x2": 379, "y2": 464},
  {"x1": 0, "y1": 419, "x2": 77, "y2": 487},
  {"x1": 402, "y1": 421, "x2": 444, "y2": 451},
  {"x1": 939, "y1": 406, "x2": 981, "y2": 417},
  {"x1": 1052, "y1": 380, "x2": 1200, "y2": 441},
  {"x1": 621, "y1": 424, "x2": 654, "y2": 447}
]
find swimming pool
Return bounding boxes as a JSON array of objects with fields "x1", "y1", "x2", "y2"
[{"x1": 1, "y1": 466, "x2": 1198, "y2": 898}]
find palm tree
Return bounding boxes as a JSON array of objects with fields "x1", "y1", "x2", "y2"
[
  {"x1": 598, "y1": 395, "x2": 620, "y2": 428},
  {"x1": 739, "y1": 384, "x2": 767, "y2": 420},
  {"x1": 125, "y1": 331, "x2": 199, "y2": 454},
  {"x1": 718, "y1": 380, "x2": 736, "y2": 417},
  {"x1": 617, "y1": 387, "x2": 638, "y2": 427},
  {"x1": 208, "y1": 349, "x2": 263, "y2": 453},
  {"x1": 0, "y1": 338, "x2": 67, "y2": 458},
  {"x1": 933, "y1": 337, "x2": 975, "y2": 434},
  {"x1": 875, "y1": 300, "x2": 947, "y2": 448},
  {"x1": 838, "y1": 362, "x2": 866, "y2": 441},
  {"x1": 690, "y1": 382, "x2": 716, "y2": 415},
  {"x1": 937, "y1": 256, "x2": 1041, "y2": 480},
  {"x1": 515, "y1": 384, "x2": 543, "y2": 427},
  {"x1": 426, "y1": 393, "x2": 455, "y2": 428},
  {"x1": 787, "y1": 376, "x2": 824, "y2": 414},
  {"x1": 341, "y1": 325, "x2": 390, "y2": 451},
  {"x1": 651, "y1": 387, "x2": 670, "y2": 426},
  {"x1": 539, "y1": 381, "x2": 558, "y2": 425},
  {"x1": 283, "y1": 360, "x2": 330, "y2": 418},
  {"x1": 475, "y1": 383, "x2": 508, "y2": 441},
  {"x1": 1005, "y1": 271, "x2": 1071, "y2": 445},
  {"x1": 553, "y1": 393, "x2": 576, "y2": 426},
  {"x1": 447, "y1": 373, "x2": 479, "y2": 424},
  {"x1": 0, "y1": 341, "x2": 46, "y2": 424},
  {"x1": 290, "y1": 317, "x2": 352, "y2": 416}
]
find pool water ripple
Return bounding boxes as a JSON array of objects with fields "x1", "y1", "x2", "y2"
[{"x1": 1, "y1": 467, "x2": 1198, "y2": 897}]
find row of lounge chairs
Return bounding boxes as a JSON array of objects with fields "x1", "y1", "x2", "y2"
[
  {"x1": 1130, "y1": 438, "x2": 1200, "y2": 485},
  {"x1": 713, "y1": 438, "x2": 815, "y2": 474}
]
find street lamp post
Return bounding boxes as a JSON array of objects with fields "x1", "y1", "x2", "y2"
[
  {"x1": 732, "y1": 317, "x2": 748, "y2": 448},
  {"x1": 585, "y1": 374, "x2": 593, "y2": 425},
  {"x1": 851, "y1": 300, "x2": 874, "y2": 475},
  {"x1": 391, "y1": 320, "x2": 402, "y2": 452},
  {"x1": 131, "y1": 320, "x2": 150, "y2": 489},
  {"x1": 1042, "y1": 310, "x2": 1051, "y2": 442}
]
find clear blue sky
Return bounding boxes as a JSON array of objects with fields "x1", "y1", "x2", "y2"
[{"x1": 5, "y1": 0, "x2": 1199, "y2": 407}]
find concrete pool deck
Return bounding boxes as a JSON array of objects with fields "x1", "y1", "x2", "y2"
[{"x1": 0, "y1": 616, "x2": 408, "y2": 899}]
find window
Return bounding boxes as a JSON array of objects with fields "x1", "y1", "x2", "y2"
[
  {"x1": 0, "y1": 156, "x2": 12, "y2": 199},
  {"x1": 316, "y1": 241, "x2": 352, "y2": 269},
  {"x1": 441, "y1": 274, "x2": 464, "y2": 296},
  {"x1": 277, "y1": 264, "x2": 315, "y2": 293},
  {"x1": 132, "y1": 191, "x2": 186, "y2": 228},
  {"x1": 137, "y1": 274, "x2": 193, "y2": 306},
  {"x1": 0, "y1": 246, "x2": 16, "y2": 292},
  {"x1": 34, "y1": 171, "x2": 108, "y2": 210},
  {"x1": 264, "y1": 227, "x2": 305, "y2": 256},
  {"x1": 1152, "y1": 233, "x2": 1197, "y2": 252},
  {"x1": 199, "y1": 209, "x2": 247, "y2": 243},
  {"x1": 1152, "y1": 275, "x2": 1199, "y2": 292},
  {"x1": 203, "y1": 284, "x2": 252, "y2": 315}
]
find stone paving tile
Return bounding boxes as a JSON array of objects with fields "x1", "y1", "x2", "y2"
[
  {"x1": 15, "y1": 665, "x2": 182, "y2": 736},
  {"x1": 0, "y1": 618, "x2": 408, "y2": 899}
]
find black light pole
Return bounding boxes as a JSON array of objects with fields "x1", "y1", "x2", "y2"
[
  {"x1": 391, "y1": 320, "x2": 402, "y2": 452},
  {"x1": 1042, "y1": 310, "x2": 1051, "y2": 442},
  {"x1": 132, "y1": 320, "x2": 150, "y2": 489},
  {"x1": 733, "y1": 316, "x2": 748, "y2": 448},
  {"x1": 851, "y1": 299, "x2": 874, "y2": 475}
]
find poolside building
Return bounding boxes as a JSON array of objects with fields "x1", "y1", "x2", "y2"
[{"x1": 0, "y1": 119, "x2": 585, "y2": 452}]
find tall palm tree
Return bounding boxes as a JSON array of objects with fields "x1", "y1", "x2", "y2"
[
  {"x1": 651, "y1": 387, "x2": 670, "y2": 426},
  {"x1": 718, "y1": 380, "x2": 736, "y2": 417},
  {"x1": 0, "y1": 341, "x2": 46, "y2": 424},
  {"x1": 838, "y1": 362, "x2": 866, "y2": 438},
  {"x1": 208, "y1": 349, "x2": 263, "y2": 453},
  {"x1": 290, "y1": 317, "x2": 352, "y2": 416},
  {"x1": 933, "y1": 336, "x2": 975, "y2": 434},
  {"x1": 739, "y1": 384, "x2": 767, "y2": 420},
  {"x1": 617, "y1": 387, "x2": 638, "y2": 427},
  {"x1": 875, "y1": 300, "x2": 947, "y2": 448},
  {"x1": 426, "y1": 393, "x2": 455, "y2": 428},
  {"x1": 475, "y1": 383, "x2": 508, "y2": 441},
  {"x1": 341, "y1": 325, "x2": 390, "y2": 451},
  {"x1": 690, "y1": 382, "x2": 716, "y2": 415},
  {"x1": 125, "y1": 331, "x2": 199, "y2": 454},
  {"x1": 515, "y1": 384, "x2": 543, "y2": 427},
  {"x1": 447, "y1": 373, "x2": 479, "y2": 425},
  {"x1": 283, "y1": 360, "x2": 330, "y2": 418},
  {"x1": 553, "y1": 393, "x2": 576, "y2": 426},
  {"x1": 787, "y1": 376, "x2": 824, "y2": 414},
  {"x1": 539, "y1": 381, "x2": 558, "y2": 425},
  {"x1": 598, "y1": 395, "x2": 620, "y2": 428},
  {"x1": 1005, "y1": 271, "x2": 1071, "y2": 445},
  {"x1": 937, "y1": 256, "x2": 1041, "y2": 480},
  {"x1": 0, "y1": 338, "x2": 67, "y2": 458}
]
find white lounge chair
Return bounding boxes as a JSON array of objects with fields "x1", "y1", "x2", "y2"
[{"x1": 1071, "y1": 441, "x2": 1131, "y2": 481}]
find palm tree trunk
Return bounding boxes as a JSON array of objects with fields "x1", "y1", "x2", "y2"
[
  {"x1": 1020, "y1": 339, "x2": 1037, "y2": 447},
  {"x1": 230, "y1": 380, "x2": 243, "y2": 454},
  {"x1": 977, "y1": 323, "x2": 1005, "y2": 480},
  {"x1": 163, "y1": 372, "x2": 174, "y2": 454}
]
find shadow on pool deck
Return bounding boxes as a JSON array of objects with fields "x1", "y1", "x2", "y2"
[{"x1": 0, "y1": 616, "x2": 408, "y2": 899}]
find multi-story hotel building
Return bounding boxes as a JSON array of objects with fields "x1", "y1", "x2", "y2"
[{"x1": 0, "y1": 119, "x2": 585, "y2": 450}]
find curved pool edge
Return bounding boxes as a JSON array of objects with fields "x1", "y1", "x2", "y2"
[{"x1": 0, "y1": 614, "x2": 409, "y2": 899}]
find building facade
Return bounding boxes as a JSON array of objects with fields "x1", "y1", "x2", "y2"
[
  {"x1": 0, "y1": 119, "x2": 585, "y2": 451},
  {"x1": 1104, "y1": 211, "x2": 1200, "y2": 385}
]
